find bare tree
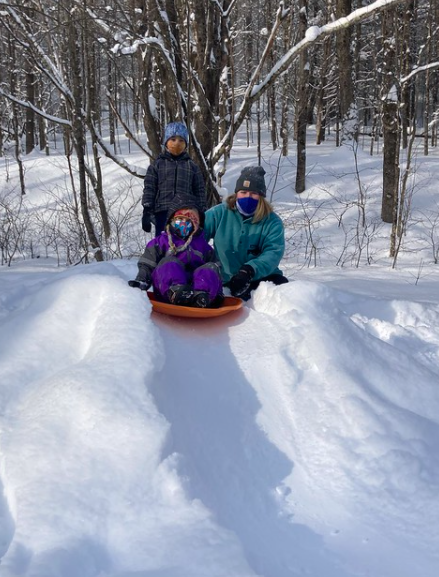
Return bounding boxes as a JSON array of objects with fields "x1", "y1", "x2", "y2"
[
  {"x1": 295, "y1": 0, "x2": 309, "y2": 193},
  {"x1": 2, "y1": 0, "x2": 426, "y2": 240},
  {"x1": 380, "y1": 6, "x2": 400, "y2": 226}
]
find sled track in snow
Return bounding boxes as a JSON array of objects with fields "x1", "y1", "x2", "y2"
[{"x1": 149, "y1": 308, "x2": 347, "y2": 577}]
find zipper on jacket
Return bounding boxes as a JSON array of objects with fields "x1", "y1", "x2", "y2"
[{"x1": 174, "y1": 161, "x2": 178, "y2": 194}]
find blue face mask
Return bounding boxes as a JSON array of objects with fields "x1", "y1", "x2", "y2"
[
  {"x1": 237, "y1": 196, "x2": 259, "y2": 216},
  {"x1": 170, "y1": 217, "x2": 194, "y2": 239}
]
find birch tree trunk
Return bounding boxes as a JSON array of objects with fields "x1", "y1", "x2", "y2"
[
  {"x1": 315, "y1": 36, "x2": 331, "y2": 145},
  {"x1": 295, "y1": 0, "x2": 309, "y2": 194},
  {"x1": 84, "y1": 14, "x2": 111, "y2": 239},
  {"x1": 25, "y1": 67, "x2": 35, "y2": 155},
  {"x1": 68, "y1": 19, "x2": 103, "y2": 262},
  {"x1": 336, "y1": 0, "x2": 357, "y2": 141},
  {"x1": 380, "y1": 8, "x2": 400, "y2": 231},
  {"x1": 8, "y1": 35, "x2": 26, "y2": 195},
  {"x1": 400, "y1": 0, "x2": 414, "y2": 149}
]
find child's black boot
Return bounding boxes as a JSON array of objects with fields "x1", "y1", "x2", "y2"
[
  {"x1": 192, "y1": 290, "x2": 211, "y2": 308},
  {"x1": 167, "y1": 284, "x2": 195, "y2": 307}
]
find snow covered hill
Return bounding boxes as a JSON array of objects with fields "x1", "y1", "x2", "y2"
[{"x1": 1, "y1": 260, "x2": 439, "y2": 577}]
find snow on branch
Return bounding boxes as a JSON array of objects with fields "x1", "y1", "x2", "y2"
[
  {"x1": 106, "y1": 95, "x2": 154, "y2": 161},
  {"x1": 0, "y1": 0, "x2": 74, "y2": 104},
  {"x1": 0, "y1": 89, "x2": 72, "y2": 127},
  {"x1": 210, "y1": 0, "x2": 238, "y2": 18},
  {"x1": 259, "y1": 0, "x2": 408, "y2": 96},
  {"x1": 401, "y1": 61, "x2": 439, "y2": 84},
  {"x1": 89, "y1": 122, "x2": 147, "y2": 179},
  {"x1": 211, "y1": 0, "x2": 409, "y2": 164}
]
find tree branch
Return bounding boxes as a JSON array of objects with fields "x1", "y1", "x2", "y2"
[
  {"x1": 0, "y1": 88, "x2": 72, "y2": 127},
  {"x1": 211, "y1": 0, "x2": 409, "y2": 164}
]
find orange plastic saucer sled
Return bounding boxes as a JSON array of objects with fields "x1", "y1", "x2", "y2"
[{"x1": 147, "y1": 291, "x2": 243, "y2": 318}]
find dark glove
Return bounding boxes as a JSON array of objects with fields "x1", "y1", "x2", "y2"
[
  {"x1": 128, "y1": 279, "x2": 151, "y2": 291},
  {"x1": 229, "y1": 264, "x2": 255, "y2": 298},
  {"x1": 142, "y1": 208, "x2": 153, "y2": 233},
  {"x1": 128, "y1": 265, "x2": 152, "y2": 291}
]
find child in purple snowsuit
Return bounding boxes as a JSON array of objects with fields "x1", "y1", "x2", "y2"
[{"x1": 128, "y1": 193, "x2": 223, "y2": 308}]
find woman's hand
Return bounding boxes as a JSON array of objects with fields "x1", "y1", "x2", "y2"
[{"x1": 229, "y1": 265, "x2": 254, "y2": 298}]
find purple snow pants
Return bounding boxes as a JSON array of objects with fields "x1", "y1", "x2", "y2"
[{"x1": 152, "y1": 256, "x2": 222, "y2": 302}]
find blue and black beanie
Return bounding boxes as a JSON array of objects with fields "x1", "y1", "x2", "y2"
[{"x1": 163, "y1": 122, "x2": 189, "y2": 146}]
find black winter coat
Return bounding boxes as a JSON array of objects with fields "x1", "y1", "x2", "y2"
[{"x1": 142, "y1": 150, "x2": 206, "y2": 214}]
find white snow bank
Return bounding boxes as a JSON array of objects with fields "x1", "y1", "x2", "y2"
[
  {"x1": 235, "y1": 281, "x2": 439, "y2": 576},
  {"x1": 0, "y1": 270, "x2": 256, "y2": 577}
]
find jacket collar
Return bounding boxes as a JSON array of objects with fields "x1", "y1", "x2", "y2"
[{"x1": 160, "y1": 150, "x2": 190, "y2": 161}]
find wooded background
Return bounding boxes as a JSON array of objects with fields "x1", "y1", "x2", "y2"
[{"x1": 0, "y1": 0, "x2": 437, "y2": 261}]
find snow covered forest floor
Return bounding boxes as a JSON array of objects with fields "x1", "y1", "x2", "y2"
[{"x1": 1, "y1": 130, "x2": 439, "y2": 577}]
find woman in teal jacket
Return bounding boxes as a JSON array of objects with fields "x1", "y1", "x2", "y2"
[{"x1": 203, "y1": 166, "x2": 288, "y2": 300}]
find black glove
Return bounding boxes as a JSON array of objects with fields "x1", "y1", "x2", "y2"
[
  {"x1": 229, "y1": 265, "x2": 255, "y2": 298},
  {"x1": 128, "y1": 265, "x2": 152, "y2": 291},
  {"x1": 128, "y1": 279, "x2": 151, "y2": 291},
  {"x1": 142, "y1": 208, "x2": 153, "y2": 233}
]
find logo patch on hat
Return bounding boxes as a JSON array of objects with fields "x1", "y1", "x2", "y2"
[{"x1": 243, "y1": 180, "x2": 251, "y2": 187}]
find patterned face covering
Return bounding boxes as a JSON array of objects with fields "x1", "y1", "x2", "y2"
[{"x1": 170, "y1": 217, "x2": 194, "y2": 239}]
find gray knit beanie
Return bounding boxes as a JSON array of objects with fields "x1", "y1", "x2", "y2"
[{"x1": 234, "y1": 166, "x2": 267, "y2": 197}]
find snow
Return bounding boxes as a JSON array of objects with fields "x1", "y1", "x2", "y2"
[
  {"x1": 385, "y1": 85, "x2": 398, "y2": 102},
  {"x1": 243, "y1": 0, "x2": 403, "y2": 108},
  {"x1": 305, "y1": 26, "x2": 320, "y2": 42},
  {"x1": 1, "y1": 131, "x2": 439, "y2": 577}
]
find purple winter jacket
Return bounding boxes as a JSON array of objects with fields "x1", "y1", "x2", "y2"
[{"x1": 138, "y1": 229, "x2": 219, "y2": 279}]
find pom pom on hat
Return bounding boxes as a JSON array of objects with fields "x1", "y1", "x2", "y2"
[{"x1": 234, "y1": 166, "x2": 267, "y2": 197}]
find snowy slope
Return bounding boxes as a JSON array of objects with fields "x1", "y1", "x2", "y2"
[{"x1": 1, "y1": 261, "x2": 439, "y2": 577}]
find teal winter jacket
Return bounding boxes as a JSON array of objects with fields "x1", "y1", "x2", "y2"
[{"x1": 203, "y1": 203, "x2": 285, "y2": 283}]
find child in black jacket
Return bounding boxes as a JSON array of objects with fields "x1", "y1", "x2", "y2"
[{"x1": 141, "y1": 122, "x2": 206, "y2": 236}]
